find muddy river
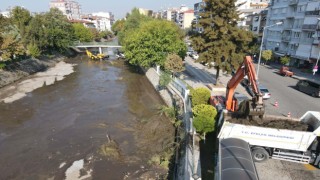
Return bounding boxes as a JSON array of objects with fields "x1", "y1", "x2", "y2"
[{"x1": 0, "y1": 57, "x2": 174, "y2": 179}]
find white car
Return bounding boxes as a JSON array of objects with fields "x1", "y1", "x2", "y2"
[
  {"x1": 116, "y1": 53, "x2": 125, "y2": 59},
  {"x1": 192, "y1": 53, "x2": 199, "y2": 60}
]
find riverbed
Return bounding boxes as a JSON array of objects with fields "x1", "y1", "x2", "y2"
[{"x1": 0, "y1": 57, "x2": 174, "y2": 179}]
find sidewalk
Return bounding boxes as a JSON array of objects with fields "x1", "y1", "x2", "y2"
[{"x1": 264, "y1": 62, "x2": 320, "y2": 84}]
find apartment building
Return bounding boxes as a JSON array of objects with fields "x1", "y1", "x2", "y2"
[
  {"x1": 237, "y1": 0, "x2": 269, "y2": 28},
  {"x1": 265, "y1": 0, "x2": 320, "y2": 68},
  {"x1": 81, "y1": 13, "x2": 113, "y2": 31},
  {"x1": 192, "y1": 0, "x2": 269, "y2": 32},
  {"x1": 160, "y1": 5, "x2": 194, "y2": 29},
  {"x1": 246, "y1": 10, "x2": 268, "y2": 38},
  {"x1": 194, "y1": 1, "x2": 205, "y2": 32},
  {"x1": 49, "y1": 0, "x2": 81, "y2": 20},
  {"x1": 177, "y1": 9, "x2": 195, "y2": 29},
  {"x1": 161, "y1": 8, "x2": 179, "y2": 22}
]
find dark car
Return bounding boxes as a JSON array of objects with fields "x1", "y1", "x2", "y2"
[{"x1": 296, "y1": 79, "x2": 320, "y2": 97}]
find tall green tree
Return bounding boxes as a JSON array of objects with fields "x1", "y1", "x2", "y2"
[
  {"x1": 10, "y1": 6, "x2": 31, "y2": 42},
  {"x1": 72, "y1": 23, "x2": 93, "y2": 42},
  {"x1": 118, "y1": 8, "x2": 151, "y2": 44},
  {"x1": 123, "y1": 19, "x2": 186, "y2": 68},
  {"x1": 25, "y1": 14, "x2": 48, "y2": 50},
  {"x1": 192, "y1": 0, "x2": 253, "y2": 85},
  {"x1": 111, "y1": 19, "x2": 125, "y2": 35},
  {"x1": 42, "y1": 8, "x2": 74, "y2": 51}
]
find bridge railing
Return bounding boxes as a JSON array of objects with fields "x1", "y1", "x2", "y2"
[{"x1": 73, "y1": 41, "x2": 120, "y2": 46}]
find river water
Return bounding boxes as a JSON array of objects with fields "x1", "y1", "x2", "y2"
[{"x1": 0, "y1": 57, "x2": 174, "y2": 179}]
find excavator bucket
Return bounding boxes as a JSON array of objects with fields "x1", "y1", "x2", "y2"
[{"x1": 237, "y1": 100, "x2": 265, "y2": 118}]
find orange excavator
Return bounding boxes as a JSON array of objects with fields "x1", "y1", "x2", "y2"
[{"x1": 226, "y1": 56, "x2": 265, "y2": 118}]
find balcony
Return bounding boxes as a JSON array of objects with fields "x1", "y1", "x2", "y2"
[
  {"x1": 301, "y1": 24, "x2": 318, "y2": 31},
  {"x1": 286, "y1": 12, "x2": 295, "y2": 18},
  {"x1": 300, "y1": 38, "x2": 314, "y2": 44},
  {"x1": 305, "y1": 10, "x2": 320, "y2": 16},
  {"x1": 313, "y1": 39, "x2": 320, "y2": 46},
  {"x1": 284, "y1": 25, "x2": 294, "y2": 30},
  {"x1": 282, "y1": 36, "x2": 291, "y2": 42},
  {"x1": 289, "y1": 0, "x2": 298, "y2": 5}
]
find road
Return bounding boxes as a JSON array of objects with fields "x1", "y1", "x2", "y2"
[
  {"x1": 182, "y1": 56, "x2": 320, "y2": 180},
  {"x1": 256, "y1": 64, "x2": 320, "y2": 118}
]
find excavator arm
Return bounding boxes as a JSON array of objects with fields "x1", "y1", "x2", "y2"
[{"x1": 226, "y1": 56, "x2": 264, "y2": 117}]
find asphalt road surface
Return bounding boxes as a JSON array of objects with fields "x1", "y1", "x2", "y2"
[
  {"x1": 183, "y1": 56, "x2": 320, "y2": 180},
  {"x1": 256, "y1": 64, "x2": 320, "y2": 118}
]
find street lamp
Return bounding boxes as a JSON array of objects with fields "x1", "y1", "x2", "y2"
[
  {"x1": 313, "y1": 18, "x2": 320, "y2": 75},
  {"x1": 256, "y1": 21, "x2": 283, "y2": 80}
]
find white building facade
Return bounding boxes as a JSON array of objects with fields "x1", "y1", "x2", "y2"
[
  {"x1": 265, "y1": 0, "x2": 320, "y2": 68},
  {"x1": 49, "y1": 0, "x2": 81, "y2": 20}
]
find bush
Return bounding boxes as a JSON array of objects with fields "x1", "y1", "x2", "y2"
[
  {"x1": 280, "y1": 56, "x2": 290, "y2": 65},
  {"x1": 159, "y1": 71, "x2": 171, "y2": 88},
  {"x1": 27, "y1": 44, "x2": 41, "y2": 58},
  {"x1": 192, "y1": 104, "x2": 217, "y2": 137},
  {"x1": 261, "y1": 50, "x2": 272, "y2": 62},
  {"x1": 190, "y1": 87, "x2": 211, "y2": 107},
  {"x1": 0, "y1": 62, "x2": 6, "y2": 69}
]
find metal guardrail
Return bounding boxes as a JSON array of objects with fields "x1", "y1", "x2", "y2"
[
  {"x1": 156, "y1": 68, "x2": 200, "y2": 179},
  {"x1": 73, "y1": 41, "x2": 119, "y2": 46}
]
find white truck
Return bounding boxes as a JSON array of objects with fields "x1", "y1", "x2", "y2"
[{"x1": 217, "y1": 111, "x2": 320, "y2": 168}]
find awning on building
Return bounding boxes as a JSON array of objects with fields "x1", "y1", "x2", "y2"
[
  {"x1": 291, "y1": 55, "x2": 309, "y2": 61},
  {"x1": 274, "y1": 52, "x2": 286, "y2": 56}
]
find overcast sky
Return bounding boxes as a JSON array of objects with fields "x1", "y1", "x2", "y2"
[{"x1": 0, "y1": 0, "x2": 199, "y2": 19}]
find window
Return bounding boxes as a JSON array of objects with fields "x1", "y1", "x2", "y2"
[
  {"x1": 274, "y1": 9, "x2": 278, "y2": 14},
  {"x1": 307, "y1": 32, "x2": 315, "y2": 38},
  {"x1": 294, "y1": 32, "x2": 300, "y2": 38},
  {"x1": 282, "y1": 8, "x2": 286, "y2": 14}
]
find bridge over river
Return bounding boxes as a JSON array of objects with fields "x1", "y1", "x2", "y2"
[{"x1": 71, "y1": 40, "x2": 122, "y2": 57}]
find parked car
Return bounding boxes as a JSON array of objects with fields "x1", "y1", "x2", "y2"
[
  {"x1": 247, "y1": 84, "x2": 271, "y2": 99},
  {"x1": 187, "y1": 50, "x2": 194, "y2": 56},
  {"x1": 192, "y1": 53, "x2": 199, "y2": 60},
  {"x1": 279, "y1": 66, "x2": 293, "y2": 77},
  {"x1": 296, "y1": 79, "x2": 320, "y2": 97},
  {"x1": 116, "y1": 53, "x2": 125, "y2": 59}
]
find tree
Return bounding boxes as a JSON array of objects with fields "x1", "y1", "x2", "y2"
[
  {"x1": 192, "y1": 104, "x2": 217, "y2": 138},
  {"x1": 118, "y1": 8, "x2": 152, "y2": 44},
  {"x1": 190, "y1": 87, "x2": 211, "y2": 107},
  {"x1": 123, "y1": 19, "x2": 187, "y2": 68},
  {"x1": 42, "y1": 8, "x2": 74, "y2": 52},
  {"x1": 0, "y1": 26, "x2": 25, "y2": 60},
  {"x1": 25, "y1": 14, "x2": 48, "y2": 50},
  {"x1": 72, "y1": 23, "x2": 93, "y2": 42},
  {"x1": 164, "y1": 54, "x2": 184, "y2": 76},
  {"x1": 99, "y1": 30, "x2": 113, "y2": 39},
  {"x1": 191, "y1": 0, "x2": 253, "y2": 85},
  {"x1": 261, "y1": 50, "x2": 272, "y2": 63},
  {"x1": 111, "y1": 19, "x2": 125, "y2": 35},
  {"x1": 280, "y1": 56, "x2": 290, "y2": 65},
  {"x1": 90, "y1": 28, "x2": 100, "y2": 41},
  {"x1": 10, "y1": 6, "x2": 31, "y2": 42}
]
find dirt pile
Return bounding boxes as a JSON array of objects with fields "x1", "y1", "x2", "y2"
[{"x1": 228, "y1": 117, "x2": 309, "y2": 131}]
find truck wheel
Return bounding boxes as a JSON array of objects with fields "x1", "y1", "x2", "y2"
[{"x1": 252, "y1": 147, "x2": 269, "y2": 162}]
